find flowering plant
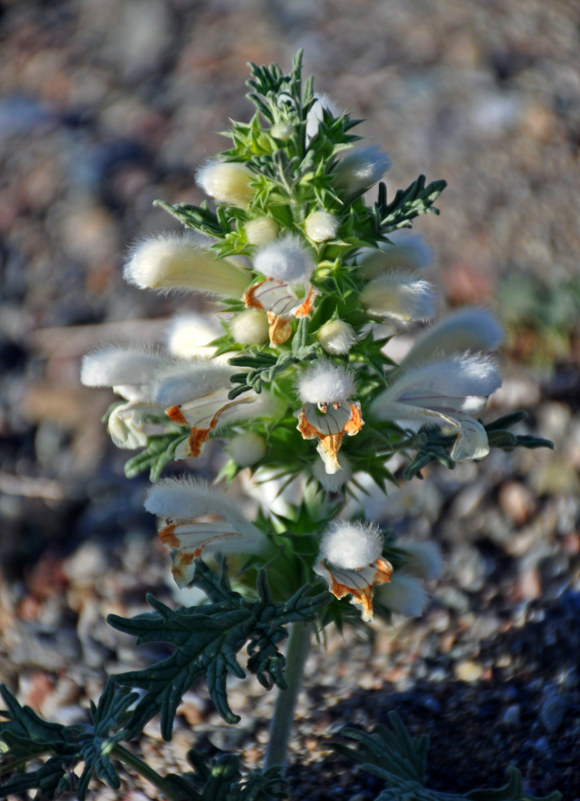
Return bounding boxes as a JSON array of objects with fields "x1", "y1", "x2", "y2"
[{"x1": 0, "y1": 53, "x2": 555, "y2": 801}]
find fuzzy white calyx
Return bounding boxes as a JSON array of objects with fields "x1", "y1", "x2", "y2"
[
  {"x1": 360, "y1": 272, "x2": 436, "y2": 324},
  {"x1": 297, "y1": 360, "x2": 354, "y2": 404},
  {"x1": 358, "y1": 233, "x2": 432, "y2": 279},
  {"x1": 196, "y1": 159, "x2": 255, "y2": 208},
  {"x1": 401, "y1": 308, "x2": 505, "y2": 370},
  {"x1": 334, "y1": 146, "x2": 391, "y2": 194},
  {"x1": 152, "y1": 361, "x2": 233, "y2": 407},
  {"x1": 124, "y1": 232, "x2": 250, "y2": 297},
  {"x1": 81, "y1": 346, "x2": 170, "y2": 389},
  {"x1": 316, "y1": 320, "x2": 356, "y2": 355},
  {"x1": 230, "y1": 308, "x2": 270, "y2": 345},
  {"x1": 319, "y1": 520, "x2": 383, "y2": 569},
  {"x1": 304, "y1": 211, "x2": 340, "y2": 243},
  {"x1": 253, "y1": 235, "x2": 315, "y2": 284},
  {"x1": 245, "y1": 217, "x2": 280, "y2": 246}
]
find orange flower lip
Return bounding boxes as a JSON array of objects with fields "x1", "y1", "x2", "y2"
[
  {"x1": 243, "y1": 279, "x2": 318, "y2": 346},
  {"x1": 296, "y1": 401, "x2": 363, "y2": 474},
  {"x1": 316, "y1": 556, "x2": 393, "y2": 621},
  {"x1": 166, "y1": 389, "x2": 253, "y2": 458}
]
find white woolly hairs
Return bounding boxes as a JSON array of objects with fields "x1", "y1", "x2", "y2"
[
  {"x1": 334, "y1": 146, "x2": 391, "y2": 193},
  {"x1": 253, "y1": 235, "x2": 315, "y2": 283},
  {"x1": 319, "y1": 521, "x2": 383, "y2": 569},
  {"x1": 152, "y1": 362, "x2": 233, "y2": 406},
  {"x1": 145, "y1": 477, "x2": 241, "y2": 522},
  {"x1": 297, "y1": 360, "x2": 355, "y2": 404},
  {"x1": 196, "y1": 159, "x2": 255, "y2": 207},
  {"x1": 390, "y1": 354, "x2": 501, "y2": 400},
  {"x1": 316, "y1": 320, "x2": 356, "y2": 355},
  {"x1": 401, "y1": 308, "x2": 505, "y2": 369},
  {"x1": 124, "y1": 232, "x2": 250, "y2": 297},
  {"x1": 81, "y1": 347, "x2": 169, "y2": 387},
  {"x1": 360, "y1": 272, "x2": 436, "y2": 323}
]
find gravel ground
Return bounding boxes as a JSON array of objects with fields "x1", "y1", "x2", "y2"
[{"x1": 1, "y1": 2, "x2": 579, "y2": 799}]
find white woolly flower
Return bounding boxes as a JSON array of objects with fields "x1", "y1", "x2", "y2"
[
  {"x1": 229, "y1": 308, "x2": 270, "y2": 345},
  {"x1": 314, "y1": 520, "x2": 393, "y2": 622},
  {"x1": 304, "y1": 211, "x2": 340, "y2": 243},
  {"x1": 145, "y1": 478, "x2": 268, "y2": 587},
  {"x1": 81, "y1": 347, "x2": 170, "y2": 396},
  {"x1": 165, "y1": 313, "x2": 223, "y2": 359},
  {"x1": 296, "y1": 361, "x2": 362, "y2": 474},
  {"x1": 360, "y1": 272, "x2": 436, "y2": 324},
  {"x1": 81, "y1": 347, "x2": 182, "y2": 448},
  {"x1": 320, "y1": 521, "x2": 383, "y2": 569},
  {"x1": 397, "y1": 541, "x2": 443, "y2": 581},
  {"x1": 334, "y1": 146, "x2": 391, "y2": 195},
  {"x1": 317, "y1": 319, "x2": 357, "y2": 355},
  {"x1": 358, "y1": 233, "x2": 432, "y2": 279},
  {"x1": 306, "y1": 93, "x2": 341, "y2": 141},
  {"x1": 370, "y1": 354, "x2": 501, "y2": 461},
  {"x1": 151, "y1": 361, "x2": 234, "y2": 407},
  {"x1": 253, "y1": 235, "x2": 315, "y2": 284},
  {"x1": 297, "y1": 361, "x2": 354, "y2": 405},
  {"x1": 228, "y1": 431, "x2": 267, "y2": 467},
  {"x1": 400, "y1": 308, "x2": 505, "y2": 371},
  {"x1": 196, "y1": 159, "x2": 255, "y2": 208},
  {"x1": 245, "y1": 217, "x2": 280, "y2": 246},
  {"x1": 124, "y1": 233, "x2": 250, "y2": 297},
  {"x1": 378, "y1": 574, "x2": 428, "y2": 617}
]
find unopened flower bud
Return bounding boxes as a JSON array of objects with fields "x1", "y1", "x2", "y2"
[
  {"x1": 196, "y1": 159, "x2": 255, "y2": 208},
  {"x1": 360, "y1": 272, "x2": 435, "y2": 324},
  {"x1": 228, "y1": 432, "x2": 267, "y2": 467},
  {"x1": 230, "y1": 308, "x2": 269, "y2": 345},
  {"x1": 316, "y1": 319, "x2": 356, "y2": 355},
  {"x1": 270, "y1": 122, "x2": 293, "y2": 141},
  {"x1": 124, "y1": 233, "x2": 250, "y2": 297},
  {"x1": 358, "y1": 233, "x2": 432, "y2": 279},
  {"x1": 334, "y1": 146, "x2": 391, "y2": 194},
  {"x1": 304, "y1": 210, "x2": 340, "y2": 243},
  {"x1": 245, "y1": 217, "x2": 280, "y2": 246}
]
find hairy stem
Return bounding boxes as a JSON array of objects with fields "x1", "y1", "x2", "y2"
[
  {"x1": 113, "y1": 743, "x2": 182, "y2": 801},
  {"x1": 264, "y1": 619, "x2": 312, "y2": 772}
]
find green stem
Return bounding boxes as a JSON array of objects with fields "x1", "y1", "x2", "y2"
[
  {"x1": 113, "y1": 743, "x2": 182, "y2": 801},
  {"x1": 264, "y1": 620, "x2": 312, "y2": 772}
]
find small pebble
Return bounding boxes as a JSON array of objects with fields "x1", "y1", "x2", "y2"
[{"x1": 455, "y1": 660, "x2": 484, "y2": 683}]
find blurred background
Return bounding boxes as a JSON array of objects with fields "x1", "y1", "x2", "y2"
[{"x1": 0, "y1": 1, "x2": 579, "y2": 798}]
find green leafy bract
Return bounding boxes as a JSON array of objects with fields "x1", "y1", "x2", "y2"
[{"x1": 107, "y1": 560, "x2": 330, "y2": 738}]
